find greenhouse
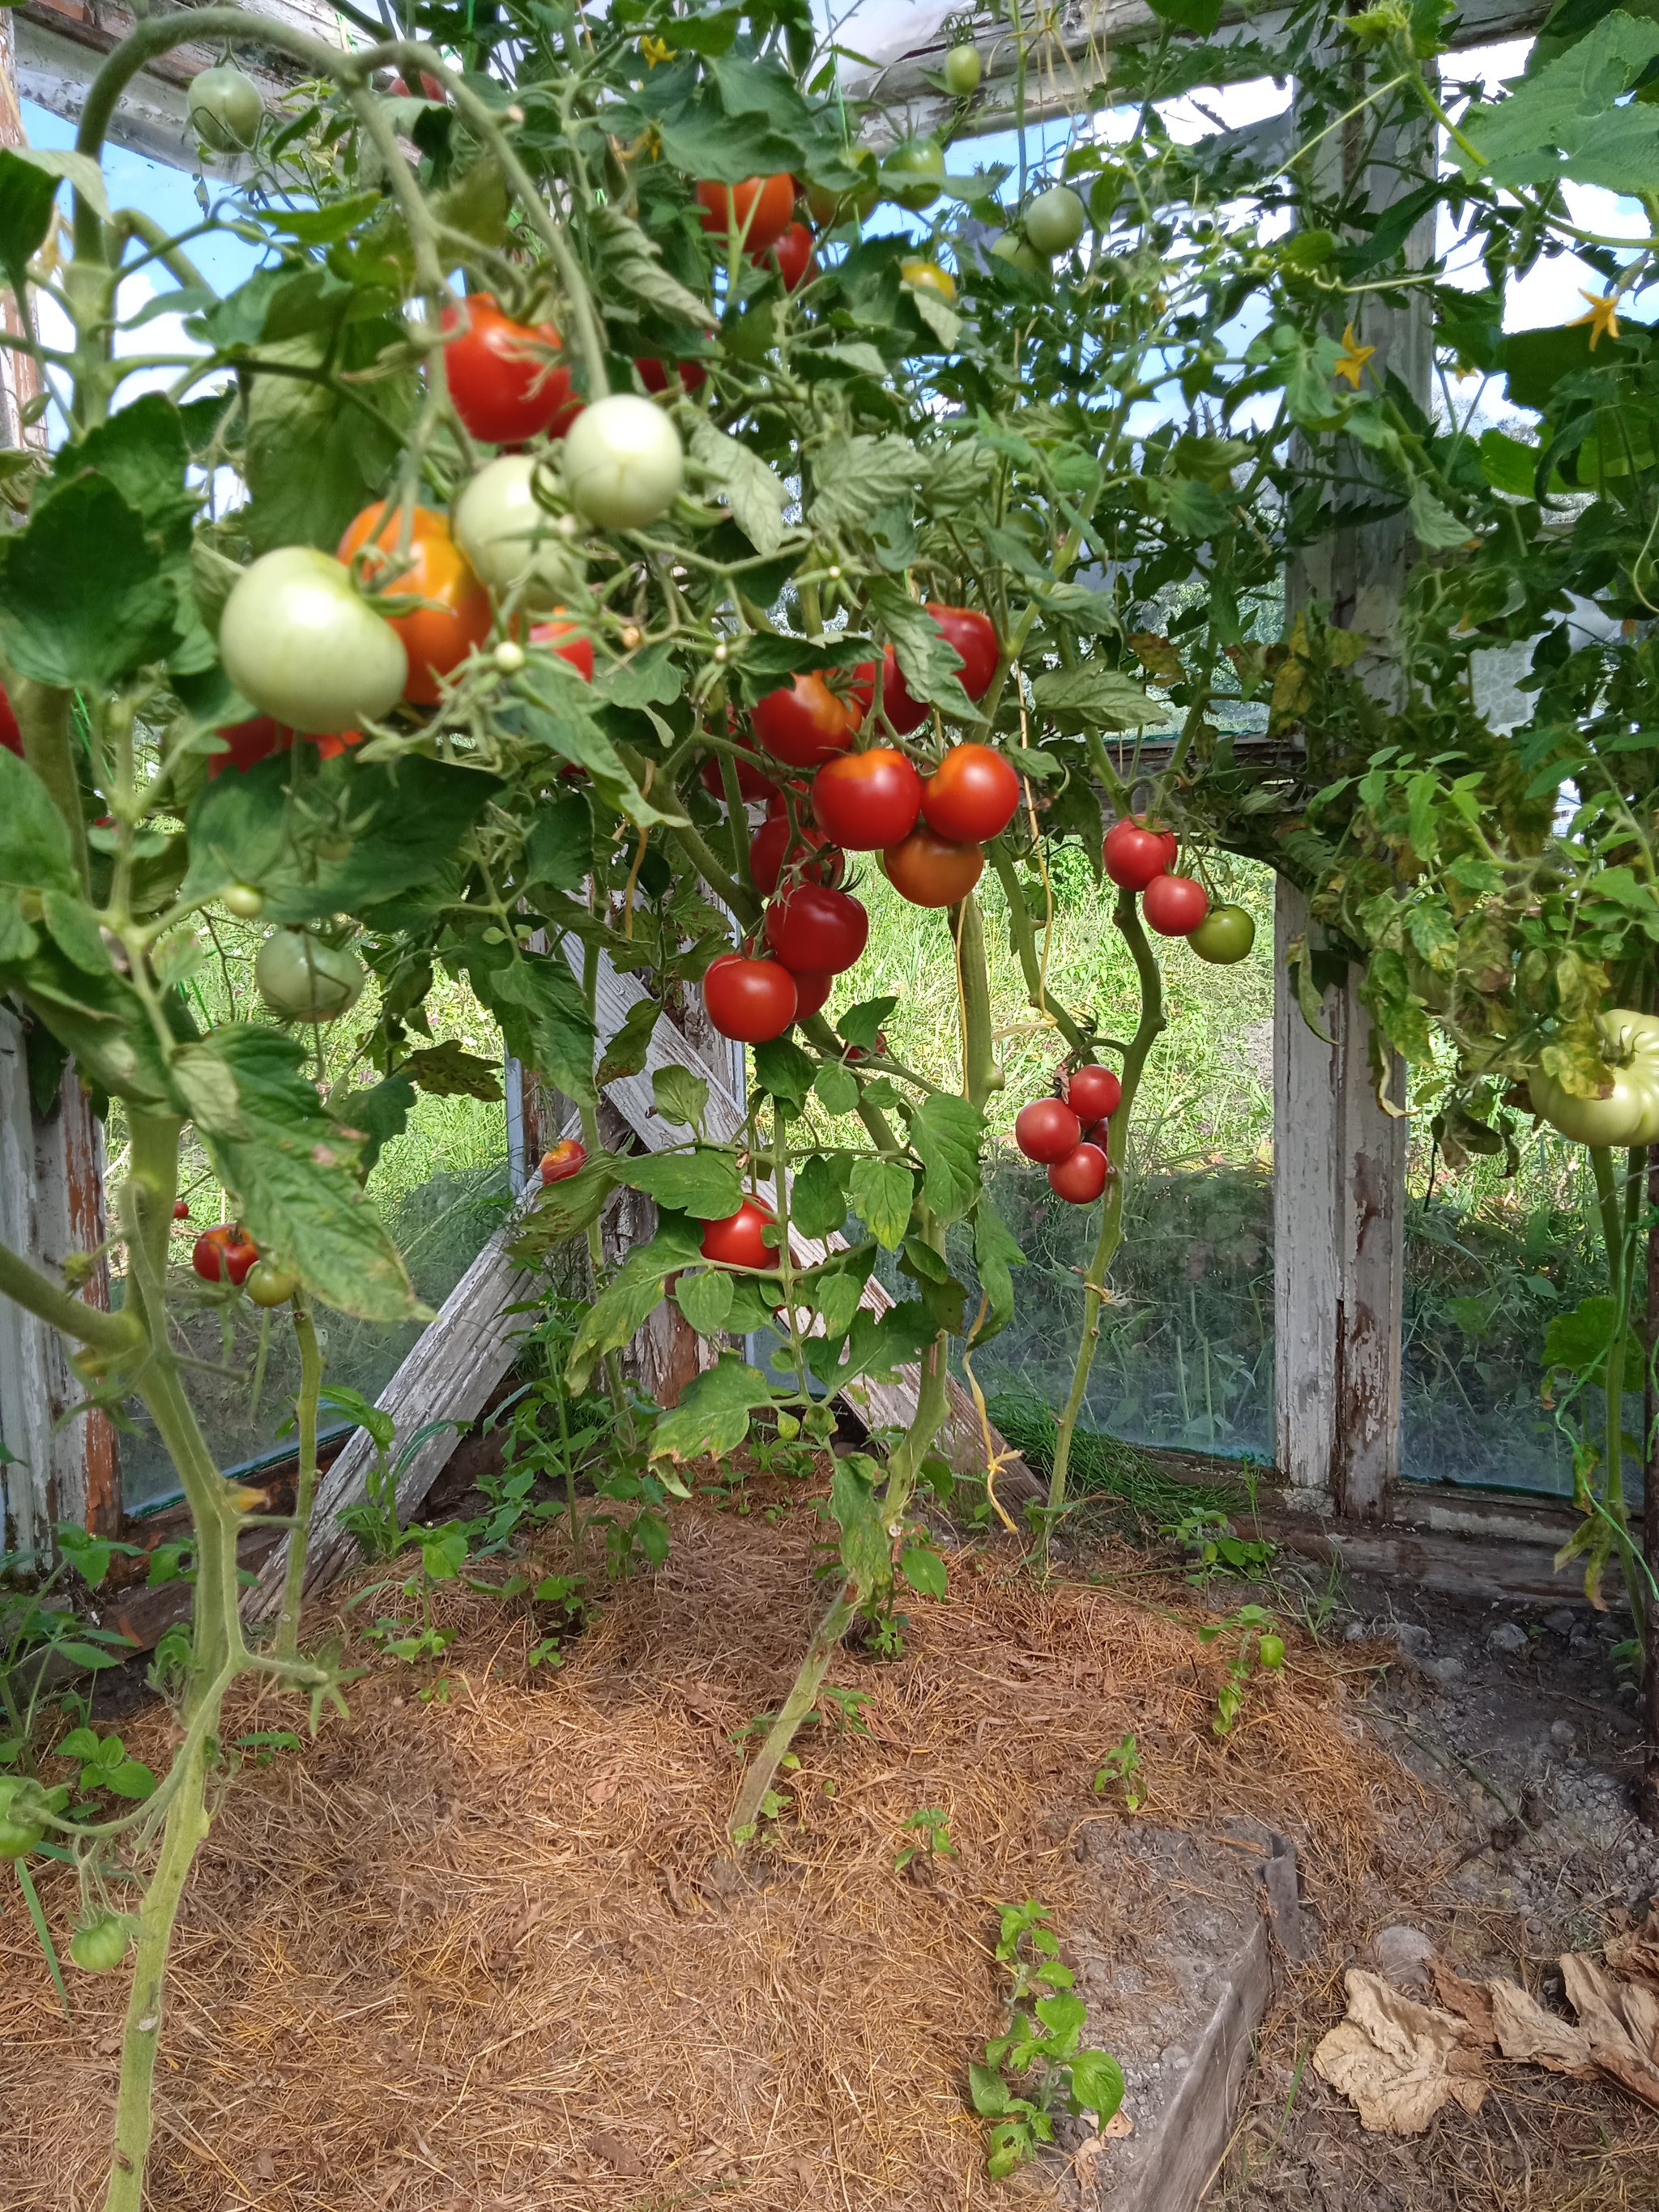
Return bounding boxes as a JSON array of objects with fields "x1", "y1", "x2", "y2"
[{"x1": 2, "y1": 0, "x2": 1659, "y2": 2201}]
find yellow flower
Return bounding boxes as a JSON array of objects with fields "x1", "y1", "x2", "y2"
[
  {"x1": 1570, "y1": 288, "x2": 1620, "y2": 349},
  {"x1": 639, "y1": 34, "x2": 673, "y2": 64},
  {"x1": 1333, "y1": 322, "x2": 1375, "y2": 389}
]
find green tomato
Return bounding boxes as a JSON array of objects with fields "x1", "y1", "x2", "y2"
[
  {"x1": 1530, "y1": 1008, "x2": 1659, "y2": 1147},
  {"x1": 223, "y1": 882, "x2": 265, "y2": 921},
  {"x1": 1189, "y1": 903, "x2": 1256, "y2": 965},
  {"x1": 0, "y1": 1776, "x2": 45, "y2": 1859},
  {"x1": 804, "y1": 152, "x2": 879, "y2": 227},
  {"x1": 1024, "y1": 183, "x2": 1087, "y2": 257},
  {"x1": 882, "y1": 136, "x2": 945, "y2": 212},
  {"x1": 245, "y1": 1260, "x2": 300, "y2": 1308},
  {"x1": 188, "y1": 64, "x2": 263, "y2": 153},
  {"x1": 942, "y1": 43, "x2": 983, "y2": 96},
  {"x1": 70, "y1": 1912, "x2": 131, "y2": 1973},
  {"x1": 219, "y1": 548, "x2": 407, "y2": 736},
  {"x1": 562, "y1": 395, "x2": 684, "y2": 531},
  {"x1": 990, "y1": 231, "x2": 1046, "y2": 275},
  {"x1": 255, "y1": 928, "x2": 365, "y2": 1025},
  {"x1": 453, "y1": 454, "x2": 586, "y2": 609}
]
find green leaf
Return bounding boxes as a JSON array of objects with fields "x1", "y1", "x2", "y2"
[
  {"x1": 688, "y1": 417, "x2": 790, "y2": 557},
  {"x1": 835, "y1": 1298, "x2": 937, "y2": 1382},
  {"x1": 674, "y1": 1266, "x2": 735, "y2": 1335},
  {"x1": 620, "y1": 1149, "x2": 744, "y2": 1221},
  {"x1": 829, "y1": 1450, "x2": 888, "y2": 1591},
  {"x1": 516, "y1": 678, "x2": 685, "y2": 829},
  {"x1": 971, "y1": 1197, "x2": 1025, "y2": 1345},
  {"x1": 455, "y1": 939, "x2": 597, "y2": 1109},
  {"x1": 512, "y1": 1157, "x2": 619, "y2": 1256},
  {"x1": 653, "y1": 1063, "x2": 710, "y2": 1128},
  {"x1": 0, "y1": 148, "x2": 105, "y2": 274},
  {"x1": 899, "y1": 1543, "x2": 949, "y2": 1599},
  {"x1": 1542, "y1": 1294, "x2": 1643, "y2": 1380},
  {"x1": 1031, "y1": 665, "x2": 1163, "y2": 731},
  {"x1": 523, "y1": 795, "x2": 594, "y2": 894},
  {"x1": 0, "y1": 752, "x2": 79, "y2": 894},
  {"x1": 911, "y1": 1093, "x2": 984, "y2": 1222},
  {"x1": 0, "y1": 475, "x2": 178, "y2": 688},
  {"x1": 344, "y1": 1071, "x2": 416, "y2": 1174},
  {"x1": 655, "y1": 107, "x2": 802, "y2": 185},
  {"x1": 753, "y1": 1034, "x2": 816, "y2": 1105},
  {"x1": 648, "y1": 1353, "x2": 774, "y2": 1465},
  {"x1": 814, "y1": 1060, "x2": 859, "y2": 1117},
  {"x1": 241, "y1": 322, "x2": 416, "y2": 552},
  {"x1": 566, "y1": 1218, "x2": 703, "y2": 1392},
  {"x1": 1408, "y1": 481, "x2": 1472, "y2": 550},
  {"x1": 1145, "y1": 0, "x2": 1222, "y2": 28},
  {"x1": 404, "y1": 1041, "x2": 503, "y2": 1101},
  {"x1": 808, "y1": 436, "x2": 921, "y2": 535},
  {"x1": 838, "y1": 996, "x2": 897, "y2": 1051},
  {"x1": 848, "y1": 1157, "x2": 913, "y2": 1250},
  {"x1": 792, "y1": 1151, "x2": 851, "y2": 1239},
  {"x1": 867, "y1": 578, "x2": 979, "y2": 723},
  {"x1": 968, "y1": 2062, "x2": 1013, "y2": 2116},
  {"x1": 1068, "y1": 2048, "x2": 1126, "y2": 2123},
  {"x1": 1034, "y1": 1992, "x2": 1087, "y2": 2051},
  {"x1": 595, "y1": 995, "x2": 662, "y2": 1089},
  {"x1": 199, "y1": 1027, "x2": 420, "y2": 1323},
  {"x1": 591, "y1": 204, "x2": 711, "y2": 326},
  {"x1": 104, "y1": 1758, "x2": 157, "y2": 1801}
]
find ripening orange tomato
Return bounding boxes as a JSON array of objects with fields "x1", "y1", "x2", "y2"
[{"x1": 338, "y1": 503, "x2": 493, "y2": 705}]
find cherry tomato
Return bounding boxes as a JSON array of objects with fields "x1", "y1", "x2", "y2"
[
  {"x1": 0, "y1": 684, "x2": 21, "y2": 757},
  {"x1": 751, "y1": 673, "x2": 857, "y2": 769},
  {"x1": 702, "y1": 953, "x2": 799, "y2": 1042},
  {"x1": 529, "y1": 613, "x2": 595, "y2": 682},
  {"x1": 256, "y1": 927, "x2": 365, "y2": 1023},
  {"x1": 810, "y1": 747, "x2": 923, "y2": 850},
  {"x1": 749, "y1": 812, "x2": 842, "y2": 897},
  {"x1": 881, "y1": 826, "x2": 984, "y2": 908},
  {"x1": 699, "y1": 1195, "x2": 778, "y2": 1271},
  {"x1": 540, "y1": 1138, "x2": 588, "y2": 1183},
  {"x1": 880, "y1": 608, "x2": 998, "y2": 732},
  {"x1": 338, "y1": 502, "x2": 492, "y2": 705},
  {"x1": 1102, "y1": 817, "x2": 1178, "y2": 891},
  {"x1": 943, "y1": 42, "x2": 982, "y2": 94},
  {"x1": 391, "y1": 70, "x2": 447, "y2": 99},
  {"x1": 920, "y1": 744, "x2": 1021, "y2": 843},
  {"x1": 1083, "y1": 1118, "x2": 1113, "y2": 1149},
  {"x1": 696, "y1": 173, "x2": 796, "y2": 253},
  {"x1": 563, "y1": 394, "x2": 685, "y2": 531},
  {"x1": 1189, "y1": 903, "x2": 1256, "y2": 965},
  {"x1": 1141, "y1": 873, "x2": 1209, "y2": 936},
  {"x1": 791, "y1": 969, "x2": 834, "y2": 1020},
  {"x1": 700, "y1": 733, "x2": 780, "y2": 806},
  {"x1": 1064, "y1": 1065, "x2": 1122, "y2": 1124},
  {"x1": 1025, "y1": 184, "x2": 1088, "y2": 258},
  {"x1": 883, "y1": 136, "x2": 945, "y2": 211},
  {"x1": 245, "y1": 1261, "x2": 299, "y2": 1309},
  {"x1": 173, "y1": 1199, "x2": 191, "y2": 1221},
  {"x1": 637, "y1": 356, "x2": 708, "y2": 395},
  {"x1": 767, "y1": 222, "x2": 817, "y2": 289},
  {"x1": 1048, "y1": 1142, "x2": 1109, "y2": 1204},
  {"x1": 439, "y1": 295, "x2": 580, "y2": 445},
  {"x1": 763, "y1": 883, "x2": 868, "y2": 974},
  {"x1": 1015, "y1": 1097, "x2": 1081, "y2": 1164},
  {"x1": 220, "y1": 548, "x2": 407, "y2": 735},
  {"x1": 192, "y1": 1224, "x2": 259, "y2": 1287}
]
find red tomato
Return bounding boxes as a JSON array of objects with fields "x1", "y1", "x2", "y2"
[
  {"x1": 1015, "y1": 1097, "x2": 1081, "y2": 1164},
  {"x1": 700, "y1": 1195, "x2": 778, "y2": 1271},
  {"x1": 749, "y1": 812, "x2": 842, "y2": 896},
  {"x1": 1142, "y1": 873, "x2": 1209, "y2": 936},
  {"x1": 529, "y1": 613, "x2": 595, "y2": 682},
  {"x1": 920, "y1": 744, "x2": 1021, "y2": 843},
  {"x1": 881, "y1": 643, "x2": 928, "y2": 736},
  {"x1": 927, "y1": 604, "x2": 1000, "y2": 700},
  {"x1": 637, "y1": 356, "x2": 708, "y2": 396},
  {"x1": 1048, "y1": 1142, "x2": 1110, "y2": 1204},
  {"x1": 172, "y1": 1199, "x2": 191, "y2": 1221},
  {"x1": 847, "y1": 659, "x2": 877, "y2": 725},
  {"x1": 540, "y1": 1139, "x2": 587, "y2": 1184},
  {"x1": 881, "y1": 827, "x2": 984, "y2": 908},
  {"x1": 696, "y1": 174, "x2": 796, "y2": 253},
  {"x1": 338, "y1": 503, "x2": 492, "y2": 705},
  {"x1": 751, "y1": 673, "x2": 857, "y2": 769},
  {"x1": 207, "y1": 718, "x2": 365, "y2": 778},
  {"x1": 766, "y1": 221, "x2": 817, "y2": 289},
  {"x1": 0, "y1": 684, "x2": 21, "y2": 757},
  {"x1": 791, "y1": 969, "x2": 834, "y2": 1020},
  {"x1": 811, "y1": 747, "x2": 923, "y2": 850},
  {"x1": 1103, "y1": 817, "x2": 1179, "y2": 891},
  {"x1": 192, "y1": 1224, "x2": 258, "y2": 1286},
  {"x1": 702, "y1": 953, "x2": 799, "y2": 1042},
  {"x1": 392, "y1": 71, "x2": 446, "y2": 99},
  {"x1": 763, "y1": 883, "x2": 868, "y2": 974},
  {"x1": 440, "y1": 294, "x2": 580, "y2": 444},
  {"x1": 700, "y1": 733, "x2": 780, "y2": 806},
  {"x1": 1064, "y1": 1064, "x2": 1122, "y2": 1123}
]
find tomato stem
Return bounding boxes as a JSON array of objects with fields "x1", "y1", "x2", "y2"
[{"x1": 273, "y1": 1298, "x2": 323, "y2": 1660}]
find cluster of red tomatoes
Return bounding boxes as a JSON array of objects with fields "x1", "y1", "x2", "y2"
[
  {"x1": 182, "y1": 1216, "x2": 297, "y2": 1306},
  {"x1": 699, "y1": 606, "x2": 1018, "y2": 1043},
  {"x1": 1014, "y1": 1063, "x2": 1123, "y2": 1205},
  {"x1": 1102, "y1": 818, "x2": 1256, "y2": 965}
]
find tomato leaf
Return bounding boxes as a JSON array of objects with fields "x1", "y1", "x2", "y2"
[
  {"x1": 467, "y1": 944, "x2": 598, "y2": 1108},
  {"x1": 595, "y1": 995, "x2": 662, "y2": 1089},
  {"x1": 688, "y1": 416, "x2": 790, "y2": 557},
  {"x1": 909, "y1": 1093, "x2": 984, "y2": 1221},
  {"x1": 753, "y1": 1035, "x2": 817, "y2": 1106},
  {"x1": 646, "y1": 1353, "x2": 775, "y2": 1469},
  {"x1": 591, "y1": 204, "x2": 711, "y2": 327},
  {"x1": 619, "y1": 1149, "x2": 744, "y2": 1221},
  {"x1": 813, "y1": 1060, "x2": 859, "y2": 1118},
  {"x1": 1030, "y1": 665, "x2": 1163, "y2": 731},
  {"x1": 512, "y1": 1157, "x2": 621, "y2": 1257},
  {"x1": 899, "y1": 1543, "x2": 948, "y2": 1599},
  {"x1": 0, "y1": 752, "x2": 80, "y2": 895},
  {"x1": 847, "y1": 1157, "x2": 913, "y2": 1250},
  {"x1": 809, "y1": 437, "x2": 922, "y2": 535},
  {"x1": 403, "y1": 1042, "x2": 503, "y2": 1101},
  {"x1": 0, "y1": 475, "x2": 179, "y2": 688},
  {"x1": 673, "y1": 1266, "x2": 735, "y2": 1336},
  {"x1": 565, "y1": 1217, "x2": 703, "y2": 1391},
  {"x1": 653, "y1": 1063, "x2": 710, "y2": 1129},
  {"x1": 791, "y1": 1151, "x2": 851, "y2": 1239},
  {"x1": 241, "y1": 320, "x2": 416, "y2": 553},
  {"x1": 828, "y1": 1450, "x2": 888, "y2": 1592},
  {"x1": 838, "y1": 996, "x2": 897, "y2": 1051}
]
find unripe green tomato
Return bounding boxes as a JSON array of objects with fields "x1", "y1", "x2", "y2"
[
  {"x1": 805, "y1": 158, "x2": 879, "y2": 225},
  {"x1": 70, "y1": 1912, "x2": 131, "y2": 1972},
  {"x1": 493, "y1": 639, "x2": 527, "y2": 674},
  {"x1": 943, "y1": 43, "x2": 983, "y2": 96},
  {"x1": 1188, "y1": 902, "x2": 1256, "y2": 964},
  {"x1": 881, "y1": 136, "x2": 945, "y2": 211},
  {"x1": 453, "y1": 454, "x2": 586, "y2": 609},
  {"x1": 1530, "y1": 1008, "x2": 1659, "y2": 1147},
  {"x1": 255, "y1": 928, "x2": 365, "y2": 1024},
  {"x1": 1024, "y1": 184, "x2": 1088, "y2": 257},
  {"x1": 0, "y1": 1776, "x2": 45, "y2": 1859},
  {"x1": 220, "y1": 548, "x2": 407, "y2": 735},
  {"x1": 990, "y1": 231, "x2": 1046, "y2": 275},
  {"x1": 223, "y1": 882, "x2": 265, "y2": 921},
  {"x1": 245, "y1": 1260, "x2": 300, "y2": 1308},
  {"x1": 562, "y1": 394, "x2": 684, "y2": 531},
  {"x1": 188, "y1": 64, "x2": 263, "y2": 153}
]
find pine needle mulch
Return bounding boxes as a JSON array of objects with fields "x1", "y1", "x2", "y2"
[{"x1": 2, "y1": 1482, "x2": 1419, "y2": 2212}]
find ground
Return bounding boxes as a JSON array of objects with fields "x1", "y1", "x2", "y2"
[{"x1": 3, "y1": 1455, "x2": 1658, "y2": 2210}]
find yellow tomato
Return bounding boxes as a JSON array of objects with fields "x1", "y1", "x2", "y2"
[{"x1": 901, "y1": 257, "x2": 956, "y2": 303}]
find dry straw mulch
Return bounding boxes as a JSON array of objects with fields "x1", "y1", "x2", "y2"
[{"x1": 2, "y1": 1483, "x2": 1416, "y2": 2212}]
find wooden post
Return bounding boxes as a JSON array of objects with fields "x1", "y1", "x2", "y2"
[{"x1": 1273, "y1": 44, "x2": 1432, "y2": 1520}]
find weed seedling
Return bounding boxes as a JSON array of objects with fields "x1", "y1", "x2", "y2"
[
  {"x1": 1093, "y1": 1733, "x2": 1145, "y2": 1811},
  {"x1": 895, "y1": 1807, "x2": 958, "y2": 1877},
  {"x1": 1197, "y1": 1605, "x2": 1286, "y2": 1734},
  {"x1": 969, "y1": 1899, "x2": 1125, "y2": 2176}
]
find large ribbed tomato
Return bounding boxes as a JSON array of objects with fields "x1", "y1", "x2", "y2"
[
  {"x1": 763, "y1": 883, "x2": 868, "y2": 974},
  {"x1": 1103, "y1": 817, "x2": 1178, "y2": 890},
  {"x1": 1064, "y1": 1064, "x2": 1122, "y2": 1123},
  {"x1": 702, "y1": 953, "x2": 799, "y2": 1042},
  {"x1": 881, "y1": 827, "x2": 984, "y2": 908},
  {"x1": 1141, "y1": 873, "x2": 1209, "y2": 936},
  {"x1": 338, "y1": 503, "x2": 492, "y2": 705},
  {"x1": 811, "y1": 748, "x2": 923, "y2": 850},
  {"x1": 751, "y1": 674, "x2": 857, "y2": 769},
  {"x1": 919, "y1": 744, "x2": 1021, "y2": 842},
  {"x1": 439, "y1": 295, "x2": 580, "y2": 443},
  {"x1": 696, "y1": 173, "x2": 795, "y2": 252},
  {"x1": 1048, "y1": 1143, "x2": 1109, "y2": 1204},
  {"x1": 700, "y1": 1196, "x2": 778, "y2": 1270},
  {"x1": 1531, "y1": 1008, "x2": 1659, "y2": 1145},
  {"x1": 749, "y1": 812, "x2": 842, "y2": 896},
  {"x1": 1015, "y1": 1097, "x2": 1081, "y2": 1164}
]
